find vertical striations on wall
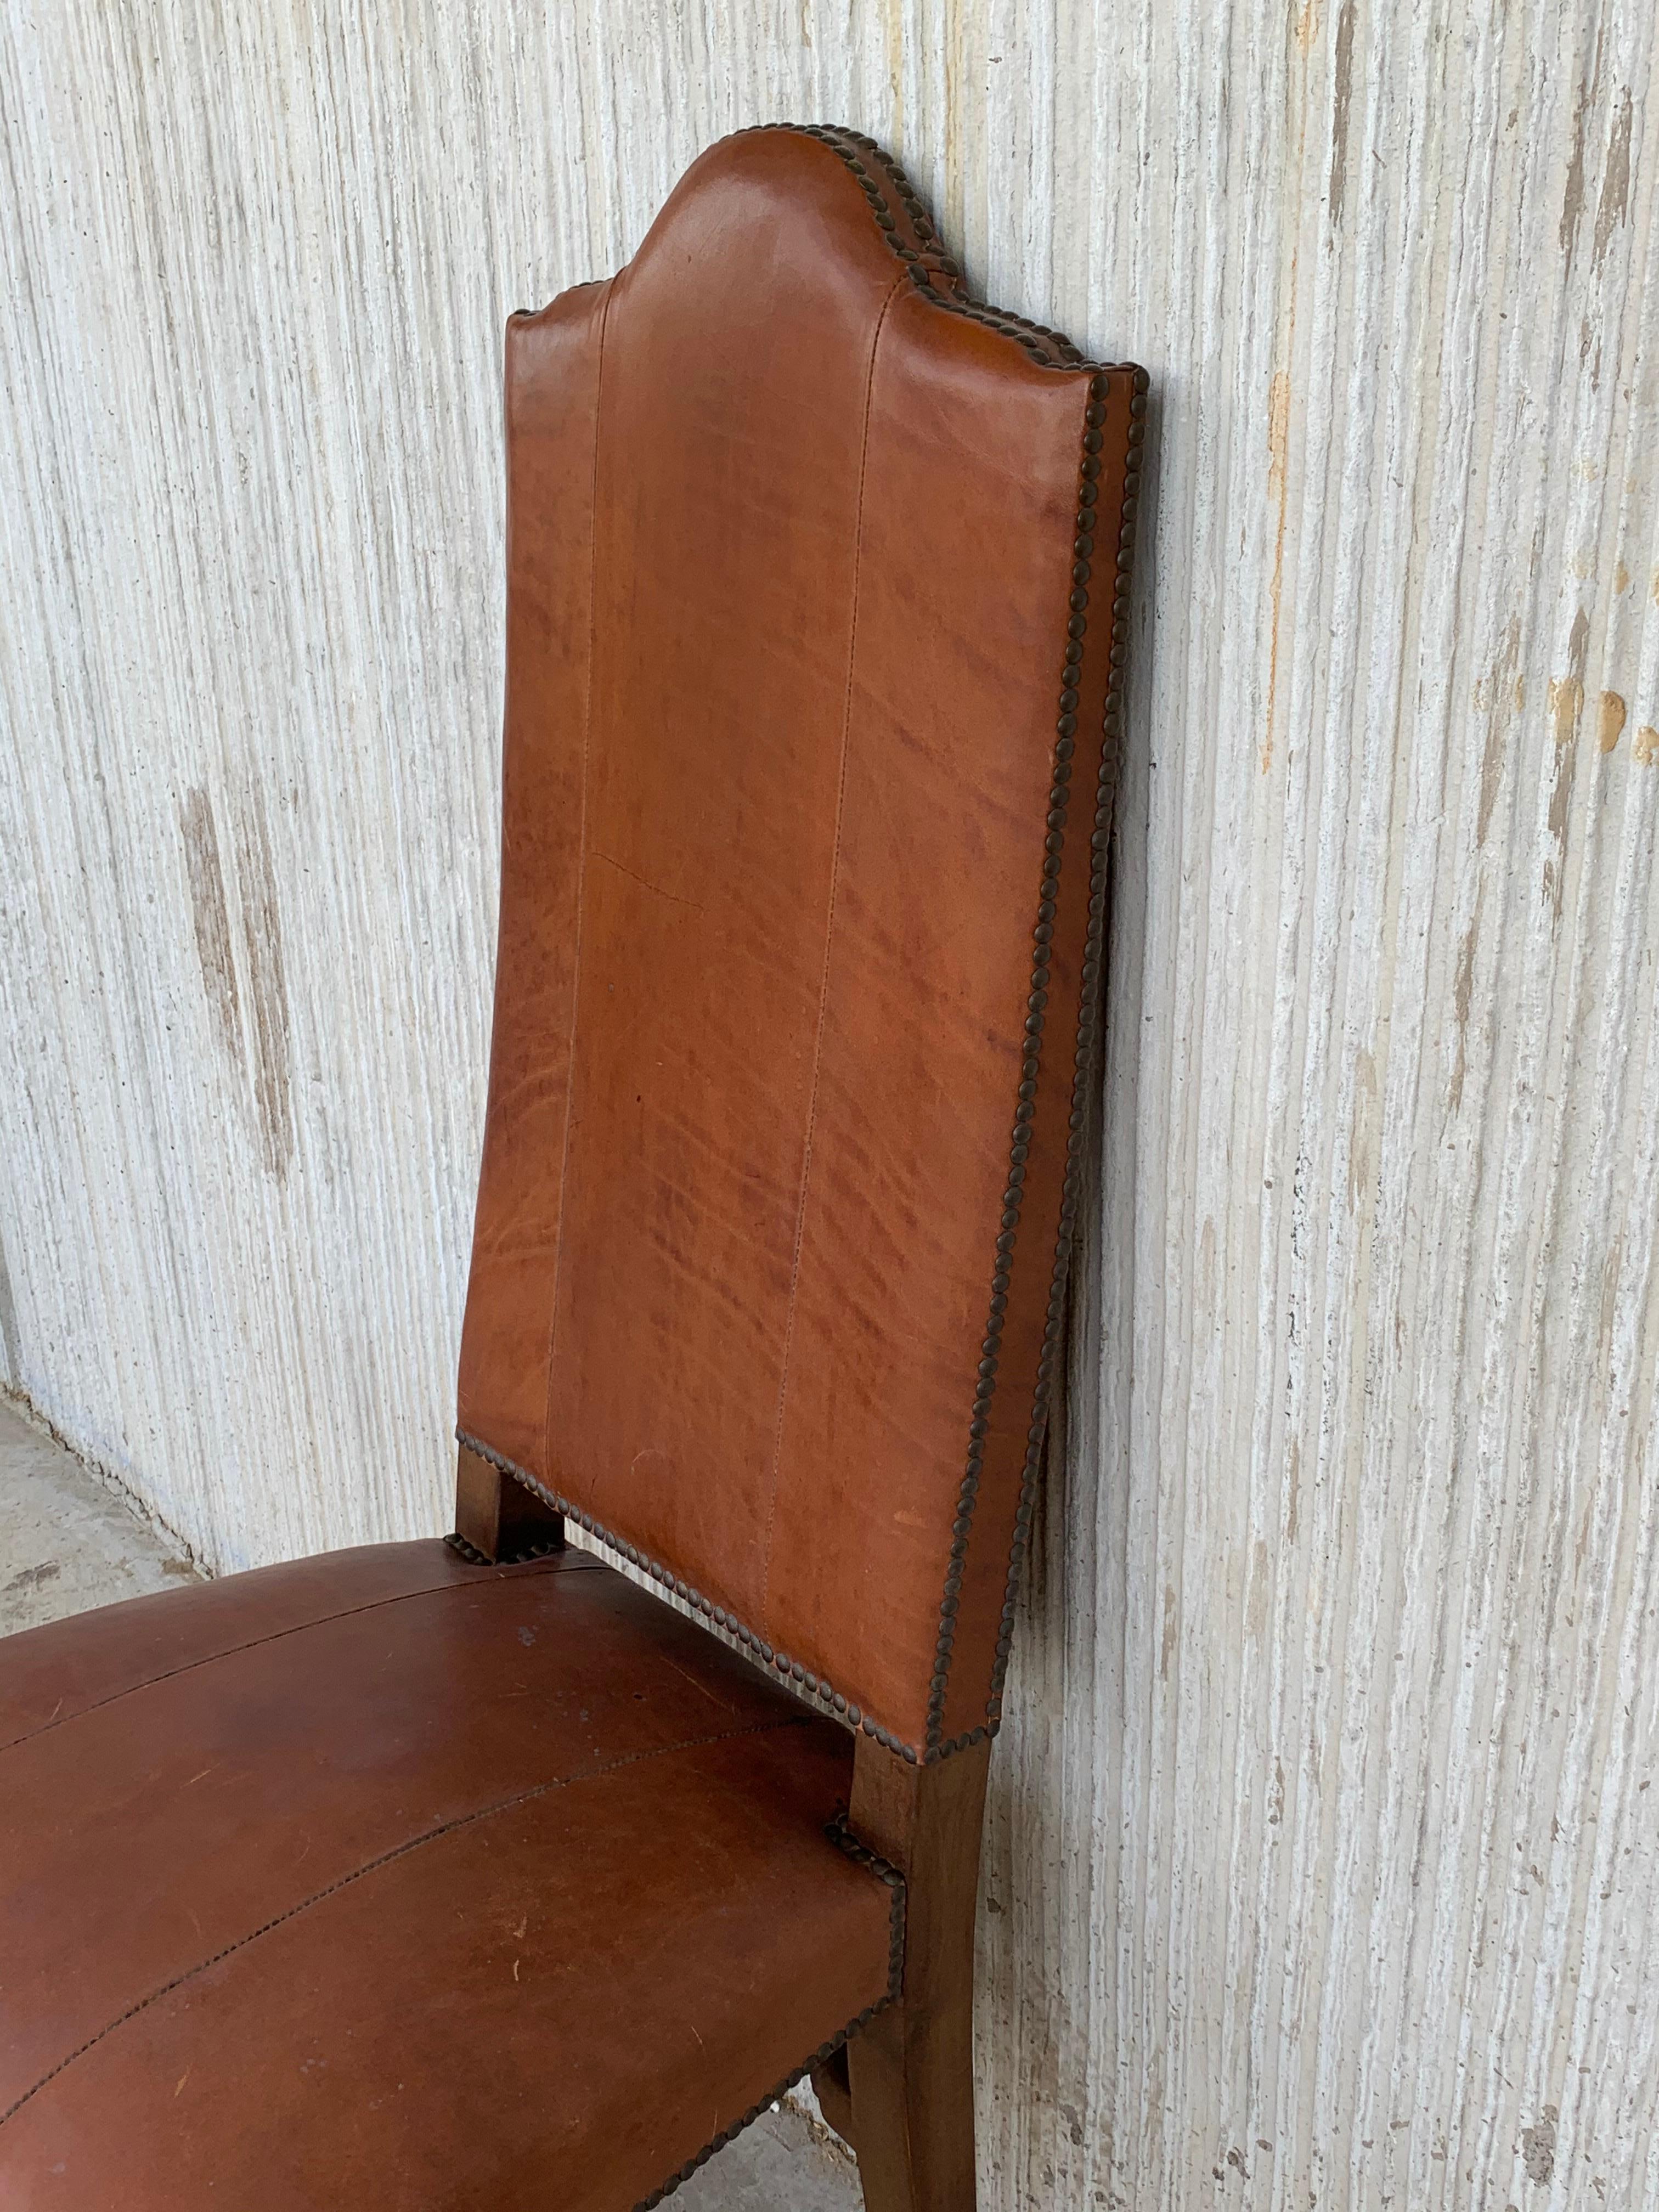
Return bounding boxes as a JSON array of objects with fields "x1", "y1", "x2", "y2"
[{"x1": 2, "y1": 4, "x2": 1656, "y2": 2205}]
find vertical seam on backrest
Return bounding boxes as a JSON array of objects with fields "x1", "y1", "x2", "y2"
[
  {"x1": 757, "y1": 275, "x2": 907, "y2": 1620},
  {"x1": 539, "y1": 279, "x2": 614, "y2": 1479}
]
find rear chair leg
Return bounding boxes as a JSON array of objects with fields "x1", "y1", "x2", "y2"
[
  {"x1": 834, "y1": 1734, "x2": 991, "y2": 2212},
  {"x1": 453, "y1": 1443, "x2": 565, "y2": 1562}
]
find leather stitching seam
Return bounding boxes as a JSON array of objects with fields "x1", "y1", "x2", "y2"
[
  {"x1": 0, "y1": 1713, "x2": 808, "y2": 2133},
  {"x1": 538, "y1": 275, "x2": 615, "y2": 1481},
  {"x1": 759, "y1": 270, "x2": 906, "y2": 1619},
  {"x1": 0, "y1": 1560, "x2": 590, "y2": 1757}
]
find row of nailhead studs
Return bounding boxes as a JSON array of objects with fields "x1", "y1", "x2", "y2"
[
  {"x1": 920, "y1": 371, "x2": 1114, "y2": 1753},
  {"x1": 894, "y1": 256, "x2": 1133, "y2": 381},
  {"x1": 985, "y1": 378, "x2": 1149, "y2": 1724},
  {"x1": 633, "y1": 1824, "x2": 906, "y2": 2209},
  {"x1": 442, "y1": 1528, "x2": 564, "y2": 1568},
  {"x1": 827, "y1": 1816, "x2": 910, "y2": 1996},
  {"x1": 455, "y1": 1430, "x2": 933, "y2": 1762}
]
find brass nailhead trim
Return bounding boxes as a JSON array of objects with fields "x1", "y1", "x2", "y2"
[
  {"x1": 632, "y1": 1822, "x2": 905, "y2": 2209},
  {"x1": 922, "y1": 377, "x2": 1111, "y2": 1752},
  {"x1": 985, "y1": 397, "x2": 1144, "y2": 1725},
  {"x1": 442, "y1": 1529, "x2": 564, "y2": 1568}
]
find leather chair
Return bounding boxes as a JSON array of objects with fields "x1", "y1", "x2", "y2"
[{"x1": 0, "y1": 125, "x2": 1144, "y2": 2212}]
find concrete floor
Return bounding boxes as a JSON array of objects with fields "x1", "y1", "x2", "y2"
[
  {"x1": 0, "y1": 1395, "x2": 862, "y2": 2210},
  {"x1": 0, "y1": 1397, "x2": 201, "y2": 1631}
]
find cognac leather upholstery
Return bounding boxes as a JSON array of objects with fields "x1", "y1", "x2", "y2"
[
  {"x1": 0, "y1": 1542, "x2": 894, "y2": 2208},
  {"x1": 459, "y1": 123, "x2": 1141, "y2": 1760}
]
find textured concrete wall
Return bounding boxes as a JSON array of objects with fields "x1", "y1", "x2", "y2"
[{"x1": 3, "y1": 4, "x2": 1657, "y2": 2205}]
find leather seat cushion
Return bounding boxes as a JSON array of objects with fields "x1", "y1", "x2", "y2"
[{"x1": 0, "y1": 1541, "x2": 894, "y2": 2209}]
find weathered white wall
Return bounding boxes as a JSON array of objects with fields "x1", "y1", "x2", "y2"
[{"x1": 3, "y1": 2, "x2": 1657, "y2": 2204}]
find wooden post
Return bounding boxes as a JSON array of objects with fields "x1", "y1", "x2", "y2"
[
  {"x1": 835, "y1": 1733, "x2": 991, "y2": 2212},
  {"x1": 453, "y1": 1443, "x2": 565, "y2": 1562}
]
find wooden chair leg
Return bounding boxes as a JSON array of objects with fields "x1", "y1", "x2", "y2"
[
  {"x1": 838, "y1": 1733, "x2": 991, "y2": 2212},
  {"x1": 811, "y1": 2043, "x2": 857, "y2": 2145},
  {"x1": 453, "y1": 1443, "x2": 565, "y2": 1561}
]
